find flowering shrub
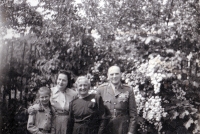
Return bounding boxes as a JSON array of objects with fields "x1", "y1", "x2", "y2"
[
  {"x1": 88, "y1": 52, "x2": 199, "y2": 133},
  {"x1": 2, "y1": 0, "x2": 200, "y2": 133}
]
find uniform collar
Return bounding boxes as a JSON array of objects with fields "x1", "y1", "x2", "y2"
[{"x1": 107, "y1": 83, "x2": 123, "y2": 97}]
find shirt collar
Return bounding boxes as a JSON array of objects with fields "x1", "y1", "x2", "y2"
[
  {"x1": 51, "y1": 86, "x2": 63, "y2": 94},
  {"x1": 109, "y1": 82, "x2": 121, "y2": 90},
  {"x1": 108, "y1": 82, "x2": 123, "y2": 96},
  {"x1": 78, "y1": 94, "x2": 90, "y2": 99}
]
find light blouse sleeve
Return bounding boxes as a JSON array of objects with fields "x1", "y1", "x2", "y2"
[{"x1": 27, "y1": 107, "x2": 41, "y2": 134}]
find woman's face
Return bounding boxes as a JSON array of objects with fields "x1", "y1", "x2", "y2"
[
  {"x1": 76, "y1": 79, "x2": 89, "y2": 97},
  {"x1": 57, "y1": 73, "x2": 68, "y2": 90}
]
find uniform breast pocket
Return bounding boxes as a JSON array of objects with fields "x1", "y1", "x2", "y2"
[
  {"x1": 118, "y1": 93, "x2": 129, "y2": 109},
  {"x1": 118, "y1": 91, "x2": 129, "y2": 103},
  {"x1": 118, "y1": 97, "x2": 128, "y2": 103},
  {"x1": 103, "y1": 100, "x2": 111, "y2": 109},
  {"x1": 118, "y1": 98, "x2": 128, "y2": 109},
  {"x1": 118, "y1": 96, "x2": 128, "y2": 108}
]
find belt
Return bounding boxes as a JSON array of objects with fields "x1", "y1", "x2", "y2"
[
  {"x1": 74, "y1": 120, "x2": 99, "y2": 127},
  {"x1": 110, "y1": 109, "x2": 128, "y2": 118},
  {"x1": 55, "y1": 111, "x2": 69, "y2": 116},
  {"x1": 39, "y1": 128, "x2": 51, "y2": 133},
  {"x1": 75, "y1": 121, "x2": 90, "y2": 124}
]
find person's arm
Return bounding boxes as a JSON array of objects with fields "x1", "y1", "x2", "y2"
[
  {"x1": 50, "y1": 121, "x2": 56, "y2": 134},
  {"x1": 27, "y1": 107, "x2": 42, "y2": 134},
  {"x1": 50, "y1": 107, "x2": 56, "y2": 134},
  {"x1": 128, "y1": 87, "x2": 138, "y2": 134},
  {"x1": 96, "y1": 95, "x2": 107, "y2": 134},
  {"x1": 96, "y1": 87, "x2": 101, "y2": 96},
  {"x1": 67, "y1": 101, "x2": 74, "y2": 134},
  {"x1": 27, "y1": 105, "x2": 37, "y2": 115}
]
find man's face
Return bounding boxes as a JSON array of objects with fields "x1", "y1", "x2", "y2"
[
  {"x1": 76, "y1": 79, "x2": 89, "y2": 97},
  {"x1": 107, "y1": 66, "x2": 121, "y2": 85}
]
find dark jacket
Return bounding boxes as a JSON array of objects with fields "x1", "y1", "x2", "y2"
[
  {"x1": 68, "y1": 94, "x2": 106, "y2": 134},
  {"x1": 97, "y1": 83, "x2": 137, "y2": 134}
]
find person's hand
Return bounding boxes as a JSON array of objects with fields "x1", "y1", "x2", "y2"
[
  {"x1": 28, "y1": 106, "x2": 37, "y2": 115},
  {"x1": 127, "y1": 132, "x2": 133, "y2": 134},
  {"x1": 37, "y1": 131, "x2": 43, "y2": 134}
]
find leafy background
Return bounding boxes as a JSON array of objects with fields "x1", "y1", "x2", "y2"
[{"x1": 0, "y1": 0, "x2": 200, "y2": 133}]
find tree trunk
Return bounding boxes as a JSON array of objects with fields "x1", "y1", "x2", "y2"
[{"x1": 20, "y1": 41, "x2": 26, "y2": 101}]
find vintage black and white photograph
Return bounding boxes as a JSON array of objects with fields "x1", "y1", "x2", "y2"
[{"x1": 0, "y1": 0, "x2": 200, "y2": 134}]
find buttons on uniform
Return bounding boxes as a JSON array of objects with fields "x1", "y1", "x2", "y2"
[{"x1": 113, "y1": 109, "x2": 116, "y2": 118}]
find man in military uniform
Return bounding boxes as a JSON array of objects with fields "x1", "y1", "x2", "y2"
[{"x1": 97, "y1": 65, "x2": 137, "y2": 134}]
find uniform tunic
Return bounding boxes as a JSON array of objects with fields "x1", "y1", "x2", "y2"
[
  {"x1": 97, "y1": 83, "x2": 137, "y2": 134},
  {"x1": 50, "y1": 87, "x2": 77, "y2": 134},
  {"x1": 27, "y1": 103, "x2": 54, "y2": 134},
  {"x1": 68, "y1": 94, "x2": 106, "y2": 134}
]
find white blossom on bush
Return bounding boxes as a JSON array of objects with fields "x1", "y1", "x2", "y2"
[{"x1": 88, "y1": 52, "x2": 199, "y2": 133}]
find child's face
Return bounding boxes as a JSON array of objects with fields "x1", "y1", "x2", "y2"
[{"x1": 39, "y1": 93, "x2": 50, "y2": 105}]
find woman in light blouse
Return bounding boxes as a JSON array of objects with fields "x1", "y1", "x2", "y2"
[{"x1": 50, "y1": 70, "x2": 77, "y2": 134}]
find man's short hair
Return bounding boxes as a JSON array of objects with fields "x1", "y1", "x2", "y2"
[{"x1": 108, "y1": 65, "x2": 121, "y2": 73}]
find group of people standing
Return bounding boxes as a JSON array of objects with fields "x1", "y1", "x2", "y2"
[{"x1": 27, "y1": 65, "x2": 138, "y2": 134}]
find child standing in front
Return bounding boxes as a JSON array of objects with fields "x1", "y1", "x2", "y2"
[{"x1": 27, "y1": 87, "x2": 55, "y2": 134}]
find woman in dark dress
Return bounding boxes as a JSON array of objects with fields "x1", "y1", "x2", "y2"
[{"x1": 68, "y1": 76, "x2": 106, "y2": 134}]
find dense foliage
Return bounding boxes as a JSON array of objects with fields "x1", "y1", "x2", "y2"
[{"x1": 1, "y1": 0, "x2": 200, "y2": 133}]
